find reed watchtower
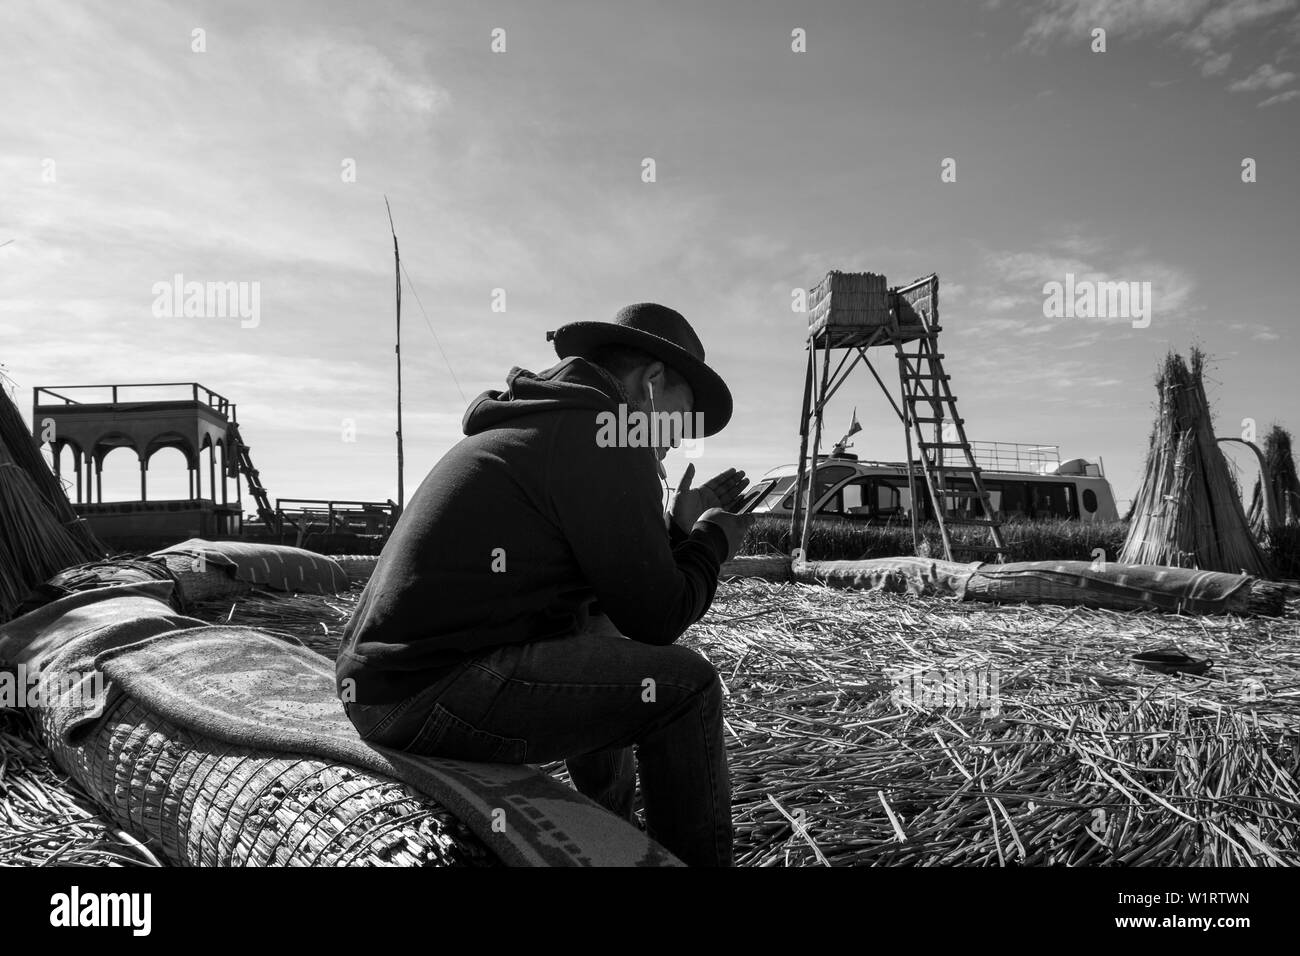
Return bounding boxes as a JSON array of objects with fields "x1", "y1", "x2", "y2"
[{"x1": 790, "y1": 272, "x2": 1007, "y2": 562}]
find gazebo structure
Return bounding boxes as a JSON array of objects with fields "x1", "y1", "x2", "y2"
[{"x1": 31, "y1": 382, "x2": 257, "y2": 546}]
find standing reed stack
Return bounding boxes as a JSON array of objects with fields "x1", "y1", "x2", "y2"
[
  {"x1": 1249, "y1": 425, "x2": 1300, "y2": 533},
  {"x1": 1119, "y1": 350, "x2": 1271, "y2": 576},
  {"x1": 0, "y1": 386, "x2": 106, "y2": 621}
]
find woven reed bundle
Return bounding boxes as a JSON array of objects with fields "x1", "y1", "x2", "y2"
[
  {"x1": 39, "y1": 693, "x2": 497, "y2": 867},
  {"x1": 1120, "y1": 351, "x2": 1270, "y2": 575},
  {"x1": 713, "y1": 554, "x2": 1290, "y2": 617},
  {"x1": 1249, "y1": 425, "x2": 1300, "y2": 534},
  {"x1": 721, "y1": 554, "x2": 794, "y2": 582},
  {"x1": 963, "y1": 567, "x2": 1286, "y2": 617},
  {"x1": 807, "y1": 271, "x2": 892, "y2": 332},
  {"x1": 331, "y1": 554, "x2": 380, "y2": 586}
]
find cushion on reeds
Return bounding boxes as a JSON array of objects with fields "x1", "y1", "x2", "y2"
[{"x1": 152, "y1": 539, "x2": 348, "y2": 594}]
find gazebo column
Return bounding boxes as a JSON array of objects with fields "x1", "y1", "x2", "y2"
[
  {"x1": 95, "y1": 455, "x2": 103, "y2": 503},
  {"x1": 140, "y1": 456, "x2": 148, "y2": 502},
  {"x1": 208, "y1": 444, "x2": 216, "y2": 505},
  {"x1": 74, "y1": 452, "x2": 82, "y2": 503},
  {"x1": 220, "y1": 442, "x2": 228, "y2": 504}
]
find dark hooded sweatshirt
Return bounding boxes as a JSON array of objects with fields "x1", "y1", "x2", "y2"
[{"x1": 336, "y1": 356, "x2": 731, "y2": 704}]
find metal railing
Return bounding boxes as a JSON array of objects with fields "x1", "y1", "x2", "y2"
[
  {"x1": 275, "y1": 498, "x2": 400, "y2": 536},
  {"x1": 33, "y1": 382, "x2": 236, "y2": 420},
  {"x1": 965, "y1": 441, "x2": 1061, "y2": 474}
]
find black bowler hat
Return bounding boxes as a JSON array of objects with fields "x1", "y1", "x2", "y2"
[{"x1": 547, "y1": 303, "x2": 733, "y2": 436}]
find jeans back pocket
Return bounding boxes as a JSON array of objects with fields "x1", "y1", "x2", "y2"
[{"x1": 408, "y1": 702, "x2": 528, "y2": 763}]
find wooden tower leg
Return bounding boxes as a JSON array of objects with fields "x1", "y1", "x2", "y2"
[
  {"x1": 800, "y1": 336, "x2": 832, "y2": 559},
  {"x1": 896, "y1": 336, "x2": 921, "y2": 557},
  {"x1": 789, "y1": 343, "x2": 815, "y2": 550}
]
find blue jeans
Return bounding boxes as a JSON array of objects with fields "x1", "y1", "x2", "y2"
[{"x1": 344, "y1": 617, "x2": 733, "y2": 867}]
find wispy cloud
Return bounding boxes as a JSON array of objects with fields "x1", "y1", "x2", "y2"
[
  {"x1": 1201, "y1": 52, "x2": 1233, "y2": 75},
  {"x1": 1259, "y1": 88, "x2": 1300, "y2": 105},
  {"x1": 1229, "y1": 321, "x2": 1284, "y2": 341},
  {"x1": 279, "y1": 34, "x2": 450, "y2": 134},
  {"x1": 1227, "y1": 62, "x2": 1297, "y2": 91},
  {"x1": 955, "y1": 235, "x2": 1195, "y2": 335},
  {"x1": 1014, "y1": 0, "x2": 1299, "y2": 98}
]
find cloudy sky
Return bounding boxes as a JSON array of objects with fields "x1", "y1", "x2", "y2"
[{"x1": 2, "y1": 0, "x2": 1297, "y2": 509}]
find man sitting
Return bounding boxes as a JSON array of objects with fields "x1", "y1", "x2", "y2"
[{"x1": 336, "y1": 302, "x2": 751, "y2": 866}]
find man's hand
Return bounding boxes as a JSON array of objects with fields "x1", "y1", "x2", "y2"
[
  {"x1": 669, "y1": 464, "x2": 749, "y2": 533},
  {"x1": 695, "y1": 507, "x2": 754, "y2": 561}
]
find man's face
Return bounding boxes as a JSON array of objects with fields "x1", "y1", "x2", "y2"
[{"x1": 632, "y1": 363, "x2": 695, "y2": 461}]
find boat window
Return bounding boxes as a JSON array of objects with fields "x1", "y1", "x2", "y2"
[
  {"x1": 821, "y1": 477, "x2": 874, "y2": 517},
  {"x1": 1082, "y1": 488, "x2": 1098, "y2": 513},
  {"x1": 871, "y1": 478, "x2": 912, "y2": 518},
  {"x1": 998, "y1": 481, "x2": 1028, "y2": 517},
  {"x1": 984, "y1": 480, "x2": 1002, "y2": 516},
  {"x1": 1027, "y1": 481, "x2": 1077, "y2": 519},
  {"x1": 785, "y1": 465, "x2": 856, "y2": 512},
  {"x1": 944, "y1": 477, "x2": 984, "y2": 518}
]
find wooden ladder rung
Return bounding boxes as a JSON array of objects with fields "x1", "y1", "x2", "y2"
[
  {"x1": 912, "y1": 416, "x2": 963, "y2": 425},
  {"x1": 917, "y1": 441, "x2": 968, "y2": 449},
  {"x1": 904, "y1": 373, "x2": 950, "y2": 380}
]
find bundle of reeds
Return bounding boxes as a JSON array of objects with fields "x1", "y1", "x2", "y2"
[
  {"x1": 0, "y1": 386, "x2": 103, "y2": 553},
  {"x1": 40, "y1": 695, "x2": 499, "y2": 867},
  {"x1": 1249, "y1": 425, "x2": 1300, "y2": 534},
  {"x1": 0, "y1": 462, "x2": 106, "y2": 621},
  {"x1": 1119, "y1": 350, "x2": 1271, "y2": 575},
  {"x1": 0, "y1": 388, "x2": 105, "y2": 620}
]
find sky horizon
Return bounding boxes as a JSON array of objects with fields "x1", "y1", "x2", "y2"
[{"x1": 3, "y1": 0, "x2": 1298, "y2": 513}]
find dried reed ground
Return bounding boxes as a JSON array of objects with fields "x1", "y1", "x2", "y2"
[{"x1": 2, "y1": 578, "x2": 1298, "y2": 866}]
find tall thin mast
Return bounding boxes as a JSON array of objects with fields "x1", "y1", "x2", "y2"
[{"x1": 385, "y1": 197, "x2": 405, "y2": 512}]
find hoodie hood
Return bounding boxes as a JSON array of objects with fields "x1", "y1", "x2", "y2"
[{"x1": 462, "y1": 356, "x2": 631, "y2": 435}]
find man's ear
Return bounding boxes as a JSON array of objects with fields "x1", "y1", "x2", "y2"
[{"x1": 644, "y1": 361, "x2": 668, "y2": 395}]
